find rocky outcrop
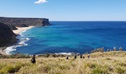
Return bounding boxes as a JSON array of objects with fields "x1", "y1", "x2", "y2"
[
  {"x1": 42, "y1": 19, "x2": 50, "y2": 26},
  {"x1": 0, "y1": 17, "x2": 50, "y2": 47},
  {"x1": 0, "y1": 17, "x2": 50, "y2": 26},
  {"x1": 6, "y1": 24, "x2": 17, "y2": 30},
  {"x1": 0, "y1": 23, "x2": 17, "y2": 47},
  {"x1": 18, "y1": 24, "x2": 29, "y2": 27}
]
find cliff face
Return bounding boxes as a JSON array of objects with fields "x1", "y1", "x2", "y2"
[
  {"x1": 0, "y1": 17, "x2": 50, "y2": 26},
  {"x1": 0, "y1": 17, "x2": 50, "y2": 47},
  {"x1": 0, "y1": 23, "x2": 17, "y2": 47},
  {"x1": 6, "y1": 24, "x2": 17, "y2": 30}
]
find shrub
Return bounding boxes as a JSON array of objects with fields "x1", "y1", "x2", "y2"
[
  {"x1": 116, "y1": 67, "x2": 126, "y2": 74},
  {"x1": 106, "y1": 58, "x2": 112, "y2": 60},
  {"x1": 91, "y1": 48, "x2": 104, "y2": 53},
  {"x1": 0, "y1": 65, "x2": 15, "y2": 73},
  {"x1": 92, "y1": 67, "x2": 108, "y2": 74},
  {"x1": 45, "y1": 53, "x2": 50, "y2": 57}
]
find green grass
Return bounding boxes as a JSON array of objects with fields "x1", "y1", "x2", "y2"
[{"x1": 0, "y1": 51, "x2": 126, "y2": 74}]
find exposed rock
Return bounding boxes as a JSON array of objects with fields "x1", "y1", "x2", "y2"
[
  {"x1": 0, "y1": 23, "x2": 17, "y2": 47},
  {"x1": 19, "y1": 24, "x2": 29, "y2": 27},
  {"x1": 0, "y1": 17, "x2": 50, "y2": 47},
  {"x1": 0, "y1": 17, "x2": 50, "y2": 26},
  {"x1": 6, "y1": 24, "x2": 17, "y2": 30},
  {"x1": 42, "y1": 19, "x2": 50, "y2": 26}
]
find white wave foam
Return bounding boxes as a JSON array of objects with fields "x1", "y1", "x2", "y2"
[
  {"x1": 17, "y1": 38, "x2": 30, "y2": 47},
  {"x1": 55, "y1": 52, "x2": 72, "y2": 55},
  {"x1": 4, "y1": 27, "x2": 34, "y2": 55},
  {"x1": 4, "y1": 46, "x2": 17, "y2": 55},
  {"x1": 55, "y1": 52, "x2": 80, "y2": 56},
  {"x1": 5, "y1": 37, "x2": 30, "y2": 55}
]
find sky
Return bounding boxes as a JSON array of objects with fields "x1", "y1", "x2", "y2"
[{"x1": 0, "y1": 0, "x2": 126, "y2": 21}]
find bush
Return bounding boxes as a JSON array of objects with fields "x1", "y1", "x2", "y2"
[
  {"x1": 0, "y1": 54, "x2": 30, "y2": 58},
  {"x1": 92, "y1": 67, "x2": 108, "y2": 74},
  {"x1": 0, "y1": 63, "x2": 24, "y2": 74},
  {"x1": 91, "y1": 48, "x2": 104, "y2": 53},
  {"x1": 116, "y1": 67, "x2": 126, "y2": 74},
  {"x1": 0, "y1": 65, "x2": 15, "y2": 73},
  {"x1": 45, "y1": 53, "x2": 50, "y2": 57}
]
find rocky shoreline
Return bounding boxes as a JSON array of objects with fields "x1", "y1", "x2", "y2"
[{"x1": 0, "y1": 17, "x2": 50, "y2": 55}]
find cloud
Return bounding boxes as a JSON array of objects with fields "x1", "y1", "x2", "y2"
[{"x1": 34, "y1": 0, "x2": 47, "y2": 4}]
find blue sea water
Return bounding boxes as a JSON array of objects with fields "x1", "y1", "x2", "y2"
[{"x1": 11, "y1": 21, "x2": 126, "y2": 54}]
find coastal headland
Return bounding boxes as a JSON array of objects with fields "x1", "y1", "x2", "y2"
[
  {"x1": 0, "y1": 17, "x2": 50, "y2": 26},
  {"x1": 0, "y1": 17, "x2": 50, "y2": 55},
  {"x1": 0, "y1": 26, "x2": 34, "y2": 55}
]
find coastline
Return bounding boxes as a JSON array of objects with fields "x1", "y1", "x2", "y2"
[
  {"x1": 13, "y1": 26, "x2": 34, "y2": 35},
  {"x1": 0, "y1": 26, "x2": 34, "y2": 55}
]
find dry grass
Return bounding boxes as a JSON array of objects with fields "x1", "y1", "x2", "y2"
[{"x1": 0, "y1": 51, "x2": 126, "y2": 74}]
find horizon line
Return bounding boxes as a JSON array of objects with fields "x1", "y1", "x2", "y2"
[
  {"x1": 50, "y1": 20, "x2": 126, "y2": 22},
  {"x1": 0, "y1": 16, "x2": 126, "y2": 22}
]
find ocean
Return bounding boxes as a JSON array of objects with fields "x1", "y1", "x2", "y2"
[{"x1": 5, "y1": 21, "x2": 126, "y2": 55}]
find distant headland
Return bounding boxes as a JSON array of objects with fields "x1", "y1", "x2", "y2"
[{"x1": 0, "y1": 17, "x2": 50, "y2": 26}]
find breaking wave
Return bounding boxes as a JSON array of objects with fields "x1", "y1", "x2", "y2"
[{"x1": 4, "y1": 30, "x2": 30, "y2": 55}]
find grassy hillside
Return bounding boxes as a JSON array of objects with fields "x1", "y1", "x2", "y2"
[{"x1": 0, "y1": 51, "x2": 126, "y2": 74}]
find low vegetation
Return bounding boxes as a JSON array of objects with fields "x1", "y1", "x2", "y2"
[
  {"x1": 0, "y1": 51, "x2": 126, "y2": 74},
  {"x1": 0, "y1": 53, "x2": 30, "y2": 58}
]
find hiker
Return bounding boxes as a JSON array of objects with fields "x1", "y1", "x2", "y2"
[
  {"x1": 66, "y1": 56, "x2": 69, "y2": 60},
  {"x1": 107, "y1": 49, "x2": 110, "y2": 52},
  {"x1": 88, "y1": 55, "x2": 90, "y2": 58},
  {"x1": 83, "y1": 56, "x2": 85, "y2": 59},
  {"x1": 80, "y1": 54, "x2": 83, "y2": 59},
  {"x1": 119, "y1": 47, "x2": 123, "y2": 51},
  {"x1": 113, "y1": 47, "x2": 116, "y2": 51},
  {"x1": 31, "y1": 55, "x2": 36, "y2": 64},
  {"x1": 74, "y1": 55, "x2": 77, "y2": 59}
]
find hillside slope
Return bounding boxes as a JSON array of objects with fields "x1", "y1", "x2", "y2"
[
  {"x1": 0, "y1": 23, "x2": 16, "y2": 47},
  {"x1": 0, "y1": 51, "x2": 126, "y2": 74}
]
